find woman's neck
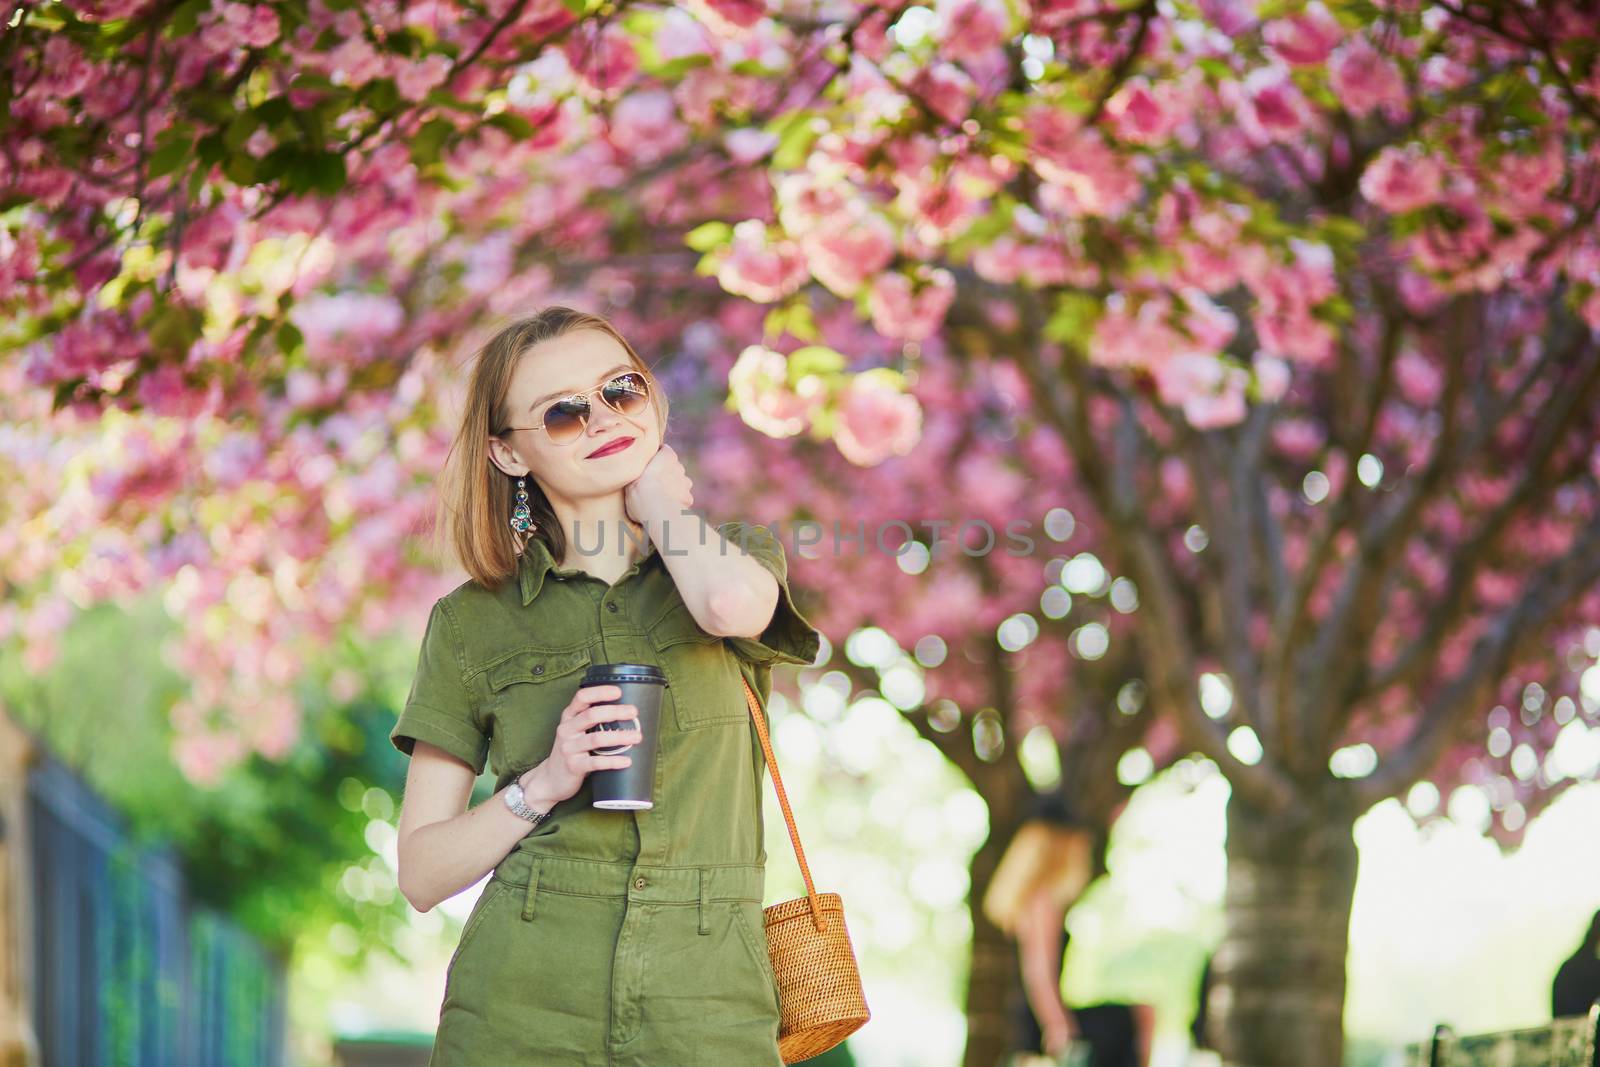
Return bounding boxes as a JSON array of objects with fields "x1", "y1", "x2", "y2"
[{"x1": 551, "y1": 498, "x2": 646, "y2": 571}]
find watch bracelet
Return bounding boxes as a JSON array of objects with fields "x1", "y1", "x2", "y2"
[{"x1": 506, "y1": 779, "x2": 553, "y2": 824}]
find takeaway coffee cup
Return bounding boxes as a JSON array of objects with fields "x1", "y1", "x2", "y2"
[{"x1": 582, "y1": 662, "x2": 667, "y2": 810}]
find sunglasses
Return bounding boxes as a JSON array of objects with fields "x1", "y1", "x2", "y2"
[{"x1": 501, "y1": 371, "x2": 653, "y2": 445}]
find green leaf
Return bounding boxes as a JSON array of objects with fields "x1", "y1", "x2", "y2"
[
  {"x1": 195, "y1": 133, "x2": 226, "y2": 167},
  {"x1": 1044, "y1": 292, "x2": 1102, "y2": 345},
  {"x1": 146, "y1": 301, "x2": 202, "y2": 357},
  {"x1": 1314, "y1": 295, "x2": 1354, "y2": 323},
  {"x1": 277, "y1": 321, "x2": 305, "y2": 357},
  {"x1": 423, "y1": 89, "x2": 480, "y2": 114},
  {"x1": 52, "y1": 376, "x2": 87, "y2": 413},
  {"x1": 366, "y1": 78, "x2": 400, "y2": 113},
  {"x1": 256, "y1": 145, "x2": 296, "y2": 183},
  {"x1": 684, "y1": 220, "x2": 732, "y2": 253},
  {"x1": 147, "y1": 133, "x2": 193, "y2": 180},
  {"x1": 256, "y1": 98, "x2": 293, "y2": 126},
  {"x1": 221, "y1": 151, "x2": 258, "y2": 185},
  {"x1": 486, "y1": 111, "x2": 534, "y2": 139},
  {"x1": 784, "y1": 302, "x2": 819, "y2": 343},
  {"x1": 223, "y1": 112, "x2": 260, "y2": 151},
  {"x1": 649, "y1": 54, "x2": 711, "y2": 80},
  {"x1": 763, "y1": 306, "x2": 789, "y2": 339},
  {"x1": 786, "y1": 345, "x2": 846, "y2": 383},
  {"x1": 1318, "y1": 215, "x2": 1367, "y2": 247},
  {"x1": 410, "y1": 118, "x2": 455, "y2": 167},
  {"x1": 728, "y1": 59, "x2": 778, "y2": 77},
  {"x1": 854, "y1": 366, "x2": 907, "y2": 391},
  {"x1": 772, "y1": 115, "x2": 820, "y2": 171},
  {"x1": 170, "y1": 0, "x2": 209, "y2": 35},
  {"x1": 309, "y1": 153, "x2": 346, "y2": 195}
]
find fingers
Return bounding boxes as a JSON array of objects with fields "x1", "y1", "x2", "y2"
[
  {"x1": 570, "y1": 740, "x2": 634, "y2": 768},
  {"x1": 563, "y1": 684, "x2": 621, "y2": 721},
  {"x1": 574, "y1": 701, "x2": 640, "y2": 730},
  {"x1": 581, "y1": 722, "x2": 643, "y2": 751}
]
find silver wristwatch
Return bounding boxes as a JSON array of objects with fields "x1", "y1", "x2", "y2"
[{"x1": 503, "y1": 780, "x2": 552, "y2": 827}]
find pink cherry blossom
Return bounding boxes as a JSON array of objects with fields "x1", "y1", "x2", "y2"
[
  {"x1": 935, "y1": 0, "x2": 1013, "y2": 63},
  {"x1": 798, "y1": 209, "x2": 898, "y2": 297},
  {"x1": 1253, "y1": 352, "x2": 1291, "y2": 402},
  {"x1": 688, "y1": 0, "x2": 767, "y2": 35},
  {"x1": 394, "y1": 53, "x2": 453, "y2": 102},
  {"x1": 1360, "y1": 144, "x2": 1445, "y2": 213},
  {"x1": 1263, "y1": 3, "x2": 1343, "y2": 66},
  {"x1": 1023, "y1": 106, "x2": 1140, "y2": 217},
  {"x1": 728, "y1": 344, "x2": 809, "y2": 437},
  {"x1": 1239, "y1": 65, "x2": 1314, "y2": 142},
  {"x1": 1329, "y1": 36, "x2": 1408, "y2": 119},
  {"x1": 609, "y1": 90, "x2": 689, "y2": 164},
  {"x1": 869, "y1": 268, "x2": 956, "y2": 341},
  {"x1": 1105, "y1": 77, "x2": 1189, "y2": 144},
  {"x1": 832, "y1": 372, "x2": 923, "y2": 466}
]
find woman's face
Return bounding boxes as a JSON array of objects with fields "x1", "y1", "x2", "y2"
[{"x1": 489, "y1": 328, "x2": 662, "y2": 505}]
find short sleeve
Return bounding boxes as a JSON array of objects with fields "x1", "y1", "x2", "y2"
[
  {"x1": 390, "y1": 598, "x2": 490, "y2": 774},
  {"x1": 716, "y1": 520, "x2": 823, "y2": 668}
]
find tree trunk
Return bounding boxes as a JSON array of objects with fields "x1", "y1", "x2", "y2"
[
  {"x1": 963, "y1": 829, "x2": 1014, "y2": 1067},
  {"x1": 1211, "y1": 792, "x2": 1358, "y2": 1067}
]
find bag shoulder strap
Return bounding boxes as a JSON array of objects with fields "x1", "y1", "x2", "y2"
[{"x1": 740, "y1": 674, "x2": 827, "y2": 928}]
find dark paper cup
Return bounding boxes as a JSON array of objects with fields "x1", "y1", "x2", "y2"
[{"x1": 582, "y1": 662, "x2": 666, "y2": 811}]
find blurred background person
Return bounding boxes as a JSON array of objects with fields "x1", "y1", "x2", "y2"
[
  {"x1": 1552, "y1": 909, "x2": 1600, "y2": 1019},
  {"x1": 1188, "y1": 954, "x2": 1221, "y2": 1066},
  {"x1": 982, "y1": 792, "x2": 1152, "y2": 1067}
]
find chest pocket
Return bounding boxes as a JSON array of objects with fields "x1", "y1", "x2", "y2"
[
  {"x1": 647, "y1": 601, "x2": 750, "y2": 732},
  {"x1": 484, "y1": 646, "x2": 594, "y2": 775}
]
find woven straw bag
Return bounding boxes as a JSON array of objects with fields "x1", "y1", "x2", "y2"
[{"x1": 739, "y1": 674, "x2": 871, "y2": 1063}]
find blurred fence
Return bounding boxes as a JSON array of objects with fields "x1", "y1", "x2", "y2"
[
  {"x1": 1401, "y1": 1001, "x2": 1600, "y2": 1067},
  {"x1": 2, "y1": 715, "x2": 287, "y2": 1067}
]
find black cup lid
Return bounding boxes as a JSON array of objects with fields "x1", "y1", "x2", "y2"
[{"x1": 582, "y1": 662, "x2": 666, "y2": 684}]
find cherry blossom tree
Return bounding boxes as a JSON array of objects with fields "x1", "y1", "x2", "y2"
[
  {"x1": 7, "y1": 2, "x2": 1600, "y2": 1065},
  {"x1": 693, "y1": 305, "x2": 1170, "y2": 1067}
]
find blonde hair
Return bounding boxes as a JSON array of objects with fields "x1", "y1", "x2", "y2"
[
  {"x1": 981, "y1": 820, "x2": 1095, "y2": 937},
  {"x1": 430, "y1": 307, "x2": 670, "y2": 590}
]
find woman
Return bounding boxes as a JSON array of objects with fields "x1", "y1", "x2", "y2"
[
  {"x1": 982, "y1": 793, "x2": 1153, "y2": 1067},
  {"x1": 389, "y1": 308, "x2": 823, "y2": 1066}
]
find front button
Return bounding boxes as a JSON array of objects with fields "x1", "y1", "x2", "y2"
[
  {"x1": 607, "y1": 602, "x2": 619, "y2": 613},
  {"x1": 634, "y1": 876, "x2": 647, "y2": 890},
  {"x1": 533, "y1": 665, "x2": 544, "y2": 675}
]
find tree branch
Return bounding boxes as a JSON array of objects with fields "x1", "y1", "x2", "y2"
[
  {"x1": 1355, "y1": 506, "x2": 1600, "y2": 807},
  {"x1": 1353, "y1": 338, "x2": 1600, "y2": 711}
]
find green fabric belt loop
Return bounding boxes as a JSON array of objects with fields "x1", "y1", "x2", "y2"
[
  {"x1": 698, "y1": 868, "x2": 711, "y2": 935},
  {"x1": 521, "y1": 856, "x2": 542, "y2": 923}
]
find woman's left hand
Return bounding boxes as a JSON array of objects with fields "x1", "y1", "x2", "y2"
[{"x1": 624, "y1": 443, "x2": 693, "y2": 525}]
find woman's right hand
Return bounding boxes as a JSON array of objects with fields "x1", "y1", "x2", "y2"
[
  {"x1": 520, "y1": 684, "x2": 640, "y2": 805},
  {"x1": 1042, "y1": 1015, "x2": 1078, "y2": 1058}
]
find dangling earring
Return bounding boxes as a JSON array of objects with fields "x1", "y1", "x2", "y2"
[{"x1": 510, "y1": 476, "x2": 536, "y2": 535}]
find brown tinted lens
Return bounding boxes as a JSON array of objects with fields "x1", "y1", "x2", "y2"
[
  {"x1": 542, "y1": 398, "x2": 589, "y2": 443},
  {"x1": 602, "y1": 373, "x2": 650, "y2": 415}
]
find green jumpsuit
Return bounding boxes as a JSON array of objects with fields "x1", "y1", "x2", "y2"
[{"x1": 390, "y1": 521, "x2": 823, "y2": 1067}]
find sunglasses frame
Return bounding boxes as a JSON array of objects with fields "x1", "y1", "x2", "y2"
[{"x1": 500, "y1": 370, "x2": 653, "y2": 444}]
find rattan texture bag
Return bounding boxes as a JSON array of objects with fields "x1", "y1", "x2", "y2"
[{"x1": 740, "y1": 674, "x2": 871, "y2": 1062}]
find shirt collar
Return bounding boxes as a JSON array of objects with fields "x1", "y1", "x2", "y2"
[{"x1": 518, "y1": 534, "x2": 661, "y2": 606}]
